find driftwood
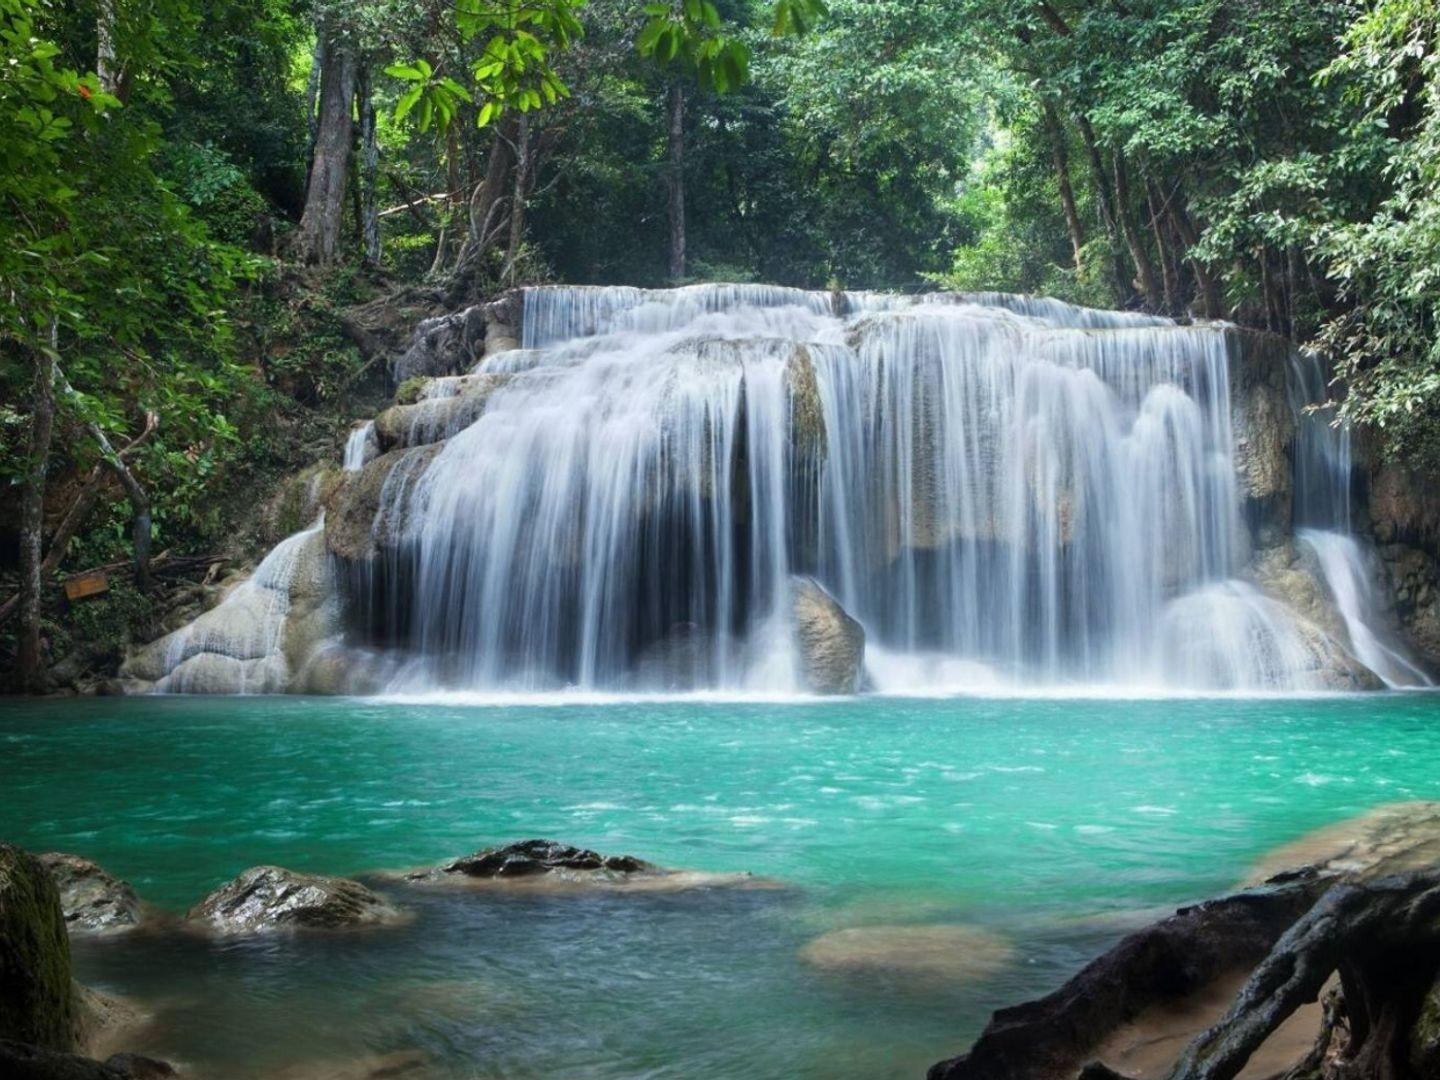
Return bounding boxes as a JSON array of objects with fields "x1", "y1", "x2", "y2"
[
  {"x1": 933, "y1": 865, "x2": 1440, "y2": 1080},
  {"x1": 1160, "y1": 870, "x2": 1440, "y2": 1080},
  {"x1": 927, "y1": 873, "x2": 1333, "y2": 1080}
]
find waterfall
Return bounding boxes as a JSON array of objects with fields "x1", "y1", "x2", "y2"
[
  {"x1": 1285, "y1": 354, "x2": 1431, "y2": 687},
  {"x1": 134, "y1": 520, "x2": 332, "y2": 694},
  {"x1": 343, "y1": 421, "x2": 377, "y2": 472},
  {"x1": 350, "y1": 284, "x2": 1347, "y2": 693},
  {"x1": 1288, "y1": 353, "x2": 1352, "y2": 530},
  {"x1": 1298, "y1": 530, "x2": 1432, "y2": 688}
]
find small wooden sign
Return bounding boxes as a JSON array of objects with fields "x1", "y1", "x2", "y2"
[{"x1": 63, "y1": 572, "x2": 110, "y2": 602}]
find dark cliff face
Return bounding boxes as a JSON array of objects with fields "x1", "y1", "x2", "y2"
[{"x1": 1365, "y1": 461, "x2": 1440, "y2": 668}]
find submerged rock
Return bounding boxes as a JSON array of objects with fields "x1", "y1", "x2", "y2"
[
  {"x1": 36, "y1": 855, "x2": 142, "y2": 935},
  {"x1": 187, "y1": 867, "x2": 405, "y2": 933},
  {"x1": 800, "y1": 925, "x2": 1013, "y2": 984},
  {"x1": 790, "y1": 578, "x2": 865, "y2": 694}
]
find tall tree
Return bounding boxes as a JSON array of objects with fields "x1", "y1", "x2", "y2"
[{"x1": 294, "y1": 9, "x2": 359, "y2": 264}]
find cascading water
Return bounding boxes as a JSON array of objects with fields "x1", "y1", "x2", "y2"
[
  {"x1": 1285, "y1": 353, "x2": 1432, "y2": 687},
  {"x1": 343, "y1": 421, "x2": 377, "y2": 472},
  {"x1": 354, "y1": 284, "x2": 1343, "y2": 693},
  {"x1": 1298, "y1": 528, "x2": 1432, "y2": 687}
]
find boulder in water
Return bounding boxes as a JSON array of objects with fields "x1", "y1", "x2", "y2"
[
  {"x1": 404, "y1": 838, "x2": 766, "y2": 892},
  {"x1": 36, "y1": 855, "x2": 143, "y2": 935},
  {"x1": 420, "y1": 839, "x2": 653, "y2": 881},
  {"x1": 186, "y1": 867, "x2": 406, "y2": 933},
  {"x1": 790, "y1": 578, "x2": 865, "y2": 694}
]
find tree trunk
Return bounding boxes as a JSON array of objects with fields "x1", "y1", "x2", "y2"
[
  {"x1": 1042, "y1": 100, "x2": 1085, "y2": 270},
  {"x1": 502, "y1": 112, "x2": 532, "y2": 282},
  {"x1": 667, "y1": 82, "x2": 686, "y2": 282},
  {"x1": 88, "y1": 422, "x2": 151, "y2": 593},
  {"x1": 1075, "y1": 115, "x2": 1131, "y2": 303},
  {"x1": 96, "y1": 0, "x2": 118, "y2": 93},
  {"x1": 304, "y1": 35, "x2": 326, "y2": 156},
  {"x1": 357, "y1": 64, "x2": 381, "y2": 267},
  {"x1": 294, "y1": 27, "x2": 357, "y2": 266},
  {"x1": 16, "y1": 329, "x2": 56, "y2": 692},
  {"x1": 1145, "y1": 176, "x2": 1178, "y2": 313},
  {"x1": 446, "y1": 122, "x2": 516, "y2": 305},
  {"x1": 1112, "y1": 150, "x2": 1162, "y2": 309},
  {"x1": 1168, "y1": 198, "x2": 1223, "y2": 318}
]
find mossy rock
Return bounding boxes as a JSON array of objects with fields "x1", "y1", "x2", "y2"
[
  {"x1": 325, "y1": 445, "x2": 441, "y2": 563},
  {"x1": 0, "y1": 844, "x2": 75, "y2": 1051},
  {"x1": 394, "y1": 375, "x2": 430, "y2": 406}
]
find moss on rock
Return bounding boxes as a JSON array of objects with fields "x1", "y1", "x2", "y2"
[{"x1": 0, "y1": 844, "x2": 76, "y2": 1051}]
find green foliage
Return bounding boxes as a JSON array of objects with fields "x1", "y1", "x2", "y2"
[
  {"x1": 386, "y1": 0, "x2": 585, "y2": 134},
  {"x1": 62, "y1": 579, "x2": 156, "y2": 656},
  {"x1": 1314, "y1": 0, "x2": 1440, "y2": 467}
]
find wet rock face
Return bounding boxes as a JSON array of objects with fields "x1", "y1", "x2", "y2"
[
  {"x1": 790, "y1": 578, "x2": 865, "y2": 694},
  {"x1": 36, "y1": 855, "x2": 141, "y2": 935},
  {"x1": 1378, "y1": 543, "x2": 1440, "y2": 669},
  {"x1": 0, "y1": 845, "x2": 76, "y2": 1051},
  {"x1": 427, "y1": 840, "x2": 654, "y2": 880},
  {"x1": 1227, "y1": 328, "x2": 1296, "y2": 549},
  {"x1": 392, "y1": 305, "x2": 487, "y2": 382},
  {"x1": 325, "y1": 445, "x2": 440, "y2": 565},
  {"x1": 1247, "y1": 541, "x2": 1386, "y2": 690},
  {"x1": 187, "y1": 867, "x2": 404, "y2": 933}
]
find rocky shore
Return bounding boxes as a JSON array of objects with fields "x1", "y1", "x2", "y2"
[
  {"x1": 928, "y1": 802, "x2": 1440, "y2": 1080},
  {"x1": 9, "y1": 811, "x2": 1440, "y2": 1079}
]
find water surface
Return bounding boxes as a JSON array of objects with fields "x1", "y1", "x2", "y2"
[{"x1": 4, "y1": 694, "x2": 1439, "y2": 1077}]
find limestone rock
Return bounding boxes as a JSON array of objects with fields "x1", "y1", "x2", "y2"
[
  {"x1": 187, "y1": 866, "x2": 404, "y2": 933},
  {"x1": 1369, "y1": 461, "x2": 1440, "y2": 552},
  {"x1": 258, "y1": 464, "x2": 343, "y2": 547},
  {"x1": 35, "y1": 856, "x2": 142, "y2": 935},
  {"x1": 0, "y1": 844, "x2": 75, "y2": 1050},
  {"x1": 1225, "y1": 327, "x2": 1295, "y2": 548},
  {"x1": 324, "y1": 445, "x2": 440, "y2": 564},
  {"x1": 372, "y1": 374, "x2": 511, "y2": 452},
  {"x1": 790, "y1": 578, "x2": 865, "y2": 694},
  {"x1": 1247, "y1": 541, "x2": 1385, "y2": 690},
  {"x1": 392, "y1": 305, "x2": 486, "y2": 382},
  {"x1": 119, "y1": 526, "x2": 336, "y2": 695}
]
